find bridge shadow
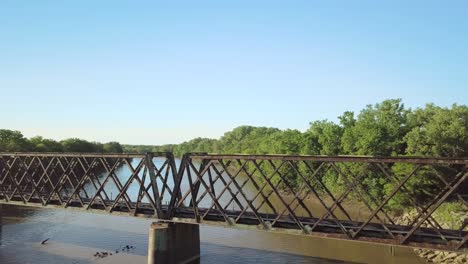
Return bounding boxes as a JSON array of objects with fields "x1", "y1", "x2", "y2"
[{"x1": 199, "y1": 243, "x2": 350, "y2": 264}]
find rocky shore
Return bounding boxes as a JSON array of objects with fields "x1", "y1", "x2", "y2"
[{"x1": 395, "y1": 209, "x2": 468, "y2": 263}]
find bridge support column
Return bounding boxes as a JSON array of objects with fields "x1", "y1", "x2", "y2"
[
  {"x1": 147, "y1": 221, "x2": 200, "y2": 264},
  {"x1": 0, "y1": 204, "x2": 2, "y2": 246}
]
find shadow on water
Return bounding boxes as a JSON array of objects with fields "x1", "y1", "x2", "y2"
[
  {"x1": 0, "y1": 204, "x2": 348, "y2": 264},
  {"x1": 199, "y1": 243, "x2": 348, "y2": 264}
]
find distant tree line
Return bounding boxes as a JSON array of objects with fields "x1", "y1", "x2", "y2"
[
  {"x1": 135, "y1": 99, "x2": 467, "y2": 158},
  {"x1": 0, "y1": 131, "x2": 123, "y2": 153},
  {"x1": 2, "y1": 99, "x2": 465, "y2": 158}
]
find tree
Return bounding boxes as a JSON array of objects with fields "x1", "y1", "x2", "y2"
[
  {"x1": 341, "y1": 99, "x2": 411, "y2": 156},
  {"x1": 60, "y1": 138, "x2": 102, "y2": 152},
  {"x1": 399, "y1": 104, "x2": 468, "y2": 206},
  {"x1": 0, "y1": 129, "x2": 31, "y2": 151},
  {"x1": 103, "y1": 142, "x2": 124, "y2": 153},
  {"x1": 306, "y1": 120, "x2": 343, "y2": 155},
  {"x1": 263, "y1": 129, "x2": 305, "y2": 155},
  {"x1": 405, "y1": 104, "x2": 468, "y2": 157},
  {"x1": 29, "y1": 136, "x2": 63, "y2": 152}
]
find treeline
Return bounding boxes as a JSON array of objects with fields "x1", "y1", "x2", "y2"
[
  {"x1": 139, "y1": 99, "x2": 467, "y2": 158},
  {"x1": 2, "y1": 99, "x2": 465, "y2": 157},
  {"x1": 0, "y1": 131, "x2": 123, "y2": 153}
]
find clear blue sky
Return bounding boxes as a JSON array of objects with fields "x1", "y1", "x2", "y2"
[{"x1": 1, "y1": 1, "x2": 467, "y2": 145}]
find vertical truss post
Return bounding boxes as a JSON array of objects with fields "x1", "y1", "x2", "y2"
[
  {"x1": 167, "y1": 152, "x2": 182, "y2": 202},
  {"x1": 165, "y1": 154, "x2": 187, "y2": 219},
  {"x1": 146, "y1": 152, "x2": 164, "y2": 219},
  {"x1": 188, "y1": 153, "x2": 208, "y2": 208}
]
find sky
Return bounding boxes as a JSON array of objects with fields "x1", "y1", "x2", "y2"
[{"x1": 0, "y1": 1, "x2": 467, "y2": 145}]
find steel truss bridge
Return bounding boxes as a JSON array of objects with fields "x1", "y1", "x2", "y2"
[{"x1": 0, "y1": 152, "x2": 466, "y2": 252}]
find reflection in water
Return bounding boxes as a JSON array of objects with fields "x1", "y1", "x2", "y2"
[{"x1": 0, "y1": 204, "x2": 346, "y2": 264}]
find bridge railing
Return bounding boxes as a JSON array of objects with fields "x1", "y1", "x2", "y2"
[
  {"x1": 169, "y1": 153, "x2": 468, "y2": 251},
  {"x1": 0, "y1": 152, "x2": 179, "y2": 219}
]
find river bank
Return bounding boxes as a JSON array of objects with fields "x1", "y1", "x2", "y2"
[{"x1": 395, "y1": 205, "x2": 468, "y2": 264}]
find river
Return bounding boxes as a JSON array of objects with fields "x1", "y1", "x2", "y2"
[{"x1": 0, "y1": 204, "x2": 347, "y2": 264}]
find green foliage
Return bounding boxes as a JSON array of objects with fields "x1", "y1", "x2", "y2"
[
  {"x1": 306, "y1": 120, "x2": 343, "y2": 155},
  {"x1": 405, "y1": 104, "x2": 468, "y2": 157},
  {"x1": 341, "y1": 99, "x2": 411, "y2": 156},
  {"x1": 433, "y1": 202, "x2": 466, "y2": 229},
  {"x1": 0, "y1": 129, "x2": 31, "y2": 151},
  {"x1": 103, "y1": 142, "x2": 124, "y2": 153},
  {"x1": 0, "y1": 130, "x2": 123, "y2": 153},
  {"x1": 122, "y1": 144, "x2": 160, "y2": 153},
  {"x1": 172, "y1": 138, "x2": 219, "y2": 157},
  {"x1": 262, "y1": 129, "x2": 304, "y2": 155},
  {"x1": 60, "y1": 138, "x2": 103, "y2": 152},
  {"x1": 220, "y1": 126, "x2": 281, "y2": 154},
  {"x1": 29, "y1": 136, "x2": 63, "y2": 152},
  {"x1": 384, "y1": 163, "x2": 437, "y2": 210}
]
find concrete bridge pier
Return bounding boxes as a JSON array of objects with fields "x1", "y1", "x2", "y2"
[
  {"x1": 0, "y1": 204, "x2": 2, "y2": 246},
  {"x1": 147, "y1": 221, "x2": 200, "y2": 264}
]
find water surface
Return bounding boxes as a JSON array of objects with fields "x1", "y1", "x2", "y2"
[{"x1": 0, "y1": 204, "x2": 347, "y2": 264}]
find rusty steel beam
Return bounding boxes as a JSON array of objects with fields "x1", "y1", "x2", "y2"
[
  {"x1": 0, "y1": 152, "x2": 148, "y2": 158},
  {"x1": 188, "y1": 154, "x2": 468, "y2": 165}
]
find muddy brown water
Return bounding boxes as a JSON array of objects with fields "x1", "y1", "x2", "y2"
[{"x1": 0, "y1": 204, "x2": 348, "y2": 264}]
